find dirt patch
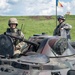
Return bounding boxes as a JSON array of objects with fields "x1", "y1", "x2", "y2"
[{"x1": 30, "y1": 16, "x2": 53, "y2": 20}]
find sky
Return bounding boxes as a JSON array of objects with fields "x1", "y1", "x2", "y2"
[{"x1": 0, "y1": 0, "x2": 75, "y2": 16}]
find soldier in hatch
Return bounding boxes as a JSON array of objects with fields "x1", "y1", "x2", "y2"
[
  {"x1": 5, "y1": 18, "x2": 25, "y2": 55},
  {"x1": 53, "y1": 15, "x2": 72, "y2": 41}
]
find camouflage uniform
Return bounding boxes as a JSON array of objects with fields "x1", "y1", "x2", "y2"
[
  {"x1": 53, "y1": 16, "x2": 72, "y2": 40},
  {"x1": 5, "y1": 18, "x2": 25, "y2": 55}
]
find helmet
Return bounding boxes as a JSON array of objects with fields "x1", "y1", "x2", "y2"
[
  {"x1": 8, "y1": 18, "x2": 18, "y2": 26},
  {"x1": 57, "y1": 15, "x2": 65, "y2": 21}
]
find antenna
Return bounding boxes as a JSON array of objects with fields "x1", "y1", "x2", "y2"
[{"x1": 21, "y1": 24, "x2": 23, "y2": 31}]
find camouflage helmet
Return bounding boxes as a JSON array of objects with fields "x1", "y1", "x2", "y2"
[
  {"x1": 57, "y1": 15, "x2": 65, "y2": 21},
  {"x1": 8, "y1": 18, "x2": 18, "y2": 26}
]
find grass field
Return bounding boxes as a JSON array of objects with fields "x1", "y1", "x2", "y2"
[{"x1": 0, "y1": 15, "x2": 75, "y2": 41}]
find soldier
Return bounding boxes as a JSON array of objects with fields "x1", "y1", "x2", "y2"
[
  {"x1": 5, "y1": 18, "x2": 25, "y2": 55},
  {"x1": 53, "y1": 15, "x2": 72, "y2": 41}
]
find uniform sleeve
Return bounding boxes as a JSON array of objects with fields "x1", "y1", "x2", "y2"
[
  {"x1": 63, "y1": 23, "x2": 72, "y2": 30},
  {"x1": 20, "y1": 31, "x2": 25, "y2": 39}
]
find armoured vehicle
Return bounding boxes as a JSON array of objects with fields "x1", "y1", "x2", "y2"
[{"x1": 0, "y1": 33, "x2": 75, "y2": 75}]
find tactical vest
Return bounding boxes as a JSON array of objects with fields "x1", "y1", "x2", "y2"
[
  {"x1": 6, "y1": 28, "x2": 21, "y2": 45},
  {"x1": 6, "y1": 28, "x2": 21, "y2": 36},
  {"x1": 53, "y1": 22, "x2": 66, "y2": 36}
]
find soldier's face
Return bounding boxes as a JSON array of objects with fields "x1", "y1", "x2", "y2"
[
  {"x1": 10, "y1": 24, "x2": 17, "y2": 29},
  {"x1": 58, "y1": 19, "x2": 63, "y2": 23}
]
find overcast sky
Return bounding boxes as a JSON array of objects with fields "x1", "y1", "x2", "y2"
[{"x1": 0, "y1": 0, "x2": 75, "y2": 16}]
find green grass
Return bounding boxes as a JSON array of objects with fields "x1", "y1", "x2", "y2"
[{"x1": 0, "y1": 15, "x2": 75, "y2": 41}]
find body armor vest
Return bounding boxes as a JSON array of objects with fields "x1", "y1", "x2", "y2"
[{"x1": 6, "y1": 28, "x2": 21, "y2": 45}]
